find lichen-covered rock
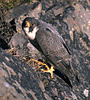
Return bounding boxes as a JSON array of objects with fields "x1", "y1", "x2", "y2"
[
  {"x1": 0, "y1": 0, "x2": 90, "y2": 100},
  {"x1": 0, "y1": 48, "x2": 52, "y2": 100}
]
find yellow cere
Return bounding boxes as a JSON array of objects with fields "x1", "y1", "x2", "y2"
[{"x1": 26, "y1": 21, "x2": 30, "y2": 28}]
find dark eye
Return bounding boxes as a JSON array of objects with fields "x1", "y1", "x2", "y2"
[
  {"x1": 31, "y1": 24, "x2": 33, "y2": 26},
  {"x1": 31, "y1": 24, "x2": 35, "y2": 26},
  {"x1": 31, "y1": 24, "x2": 34, "y2": 26}
]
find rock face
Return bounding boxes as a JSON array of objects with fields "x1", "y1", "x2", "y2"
[
  {"x1": 0, "y1": 48, "x2": 51, "y2": 100},
  {"x1": 9, "y1": 33, "x2": 43, "y2": 59},
  {"x1": 0, "y1": 0, "x2": 90, "y2": 100}
]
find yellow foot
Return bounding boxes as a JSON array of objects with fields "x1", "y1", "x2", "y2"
[
  {"x1": 41, "y1": 65, "x2": 55, "y2": 79},
  {"x1": 28, "y1": 59, "x2": 55, "y2": 78}
]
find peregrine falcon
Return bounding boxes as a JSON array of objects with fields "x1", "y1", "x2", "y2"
[{"x1": 22, "y1": 17, "x2": 79, "y2": 88}]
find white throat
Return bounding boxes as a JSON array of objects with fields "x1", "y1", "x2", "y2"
[{"x1": 24, "y1": 27, "x2": 39, "y2": 40}]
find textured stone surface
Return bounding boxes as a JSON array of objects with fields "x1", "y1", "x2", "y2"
[
  {"x1": 0, "y1": 48, "x2": 52, "y2": 100},
  {"x1": 9, "y1": 33, "x2": 43, "y2": 59},
  {"x1": 4, "y1": 3, "x2": 37, "y2": 23},
  {"x1": 0, "y1": 0, "x2": 90, "y2": 100}
]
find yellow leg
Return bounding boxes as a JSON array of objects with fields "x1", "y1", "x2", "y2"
[
  {"x1": 41, "y1": 65, "x2": 55, "y2": 78},
  {"x1": 28, "y1": 59, "x2": 55, "y2": 78}
]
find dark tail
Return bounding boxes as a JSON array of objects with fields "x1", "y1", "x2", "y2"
[
  {"x1": 46, "y1": 61, "x2": 72, "y2": 88},
  {"x1": 61, "y1": 60, "x2": 80, "y2": 83},
  {"x1": 54, "y1": 68, "x2": 72, "y2": 88}
]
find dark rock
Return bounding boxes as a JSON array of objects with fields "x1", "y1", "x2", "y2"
[
  {"x1": 0, "y1": 7, "x2": 16, "y2": 49},
  {"x1": 0, "y1": 0, "x2": 90, "y2": 100},
  {"x1": 4, "y1": 2, "x2": 40, "y2": 23},
  {"x1": 9, "y1": 33, "x2": 43, "y2": 59},
  {"x1": 0, "y1": 48, "x2": 52, "y2": 100},
  {"x1": 0, "y1": 38, "x2": 9, "y2": 49}
]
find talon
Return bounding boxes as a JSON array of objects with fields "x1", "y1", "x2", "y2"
[
  {"x1": 41, "y1": 66, "x2": 55, "y2": 78},
  {"x1": 28, "y1": 59, "x2": 55, "y2": 78}
]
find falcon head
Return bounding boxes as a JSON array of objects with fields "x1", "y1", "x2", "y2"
[{"x1": 22, "y1": 17, "x2": 39, "y2": 40}]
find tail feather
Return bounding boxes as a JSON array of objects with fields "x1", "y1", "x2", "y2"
[
  {"x1": 46, "y1": 61, "x2": 79, "y2": 87},
  {"x1": 61, "y1": 60, "x2": 79, "y2": 82},
  {"x1": 54, "y1": 68, "x2": 72, "y2": 88}
]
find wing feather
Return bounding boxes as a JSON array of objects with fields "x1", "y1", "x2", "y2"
[{"x1": 36, "y1": 25, "x2": 78, "y2": 81}]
